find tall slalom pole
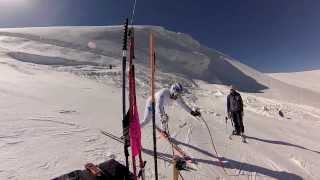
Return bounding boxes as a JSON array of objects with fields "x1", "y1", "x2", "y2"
[
  {"x1": 122, "y1": 18, "x2": 130, "y2": 178},
  {"x1": 149, "y1": 33, "x2": 158, "y2": 180}
]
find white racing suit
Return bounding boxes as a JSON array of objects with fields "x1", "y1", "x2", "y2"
[{"x1": 140, "y1": 88, "x2": 192, "y2": 131}]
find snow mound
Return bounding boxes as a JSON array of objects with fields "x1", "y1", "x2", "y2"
[{"x1": 269, "y1": 70, "x2": 320, "y2": 93}]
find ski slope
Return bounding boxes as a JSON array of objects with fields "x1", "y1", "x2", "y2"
[
  {"x1": 269, "y1": 70, "x2": 320, "y2": 94},
  {"x1": 0, "y1": 26, "x2": 319, "y2": 180}
]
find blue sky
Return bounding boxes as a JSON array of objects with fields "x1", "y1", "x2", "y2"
[{"x1": 0, "y1": 0, "x2": 319, "y2": 73}]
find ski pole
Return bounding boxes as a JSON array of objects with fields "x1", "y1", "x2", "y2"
[
  {"x1": 193, "y1": 115, "x2": 228, "y2": 175},
  {"x1": 121, "y1": 19, "x2": 130, "y2": 179},
  {"x1": 149, "y1": 32, "x2": 158, "y2": 180},
  {"x1": 225, "y1": 117, "x2": 228, "y2": 135}
]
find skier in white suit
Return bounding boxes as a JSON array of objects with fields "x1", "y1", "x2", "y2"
[{"x1": 140, "y1": 83, "x2": 201, "y2": 135}]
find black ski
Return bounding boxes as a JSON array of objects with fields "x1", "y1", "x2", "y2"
[
  {"x1": 101, "y1": 130, "x2": 124, "y2": 144},
  {"x1": 100, "y1": 130, "x2": 171, "y2": 161}
]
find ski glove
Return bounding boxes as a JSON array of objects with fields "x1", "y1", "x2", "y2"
[{"x1": 191, "y1": 110, "x2": 201, "y2": 117}]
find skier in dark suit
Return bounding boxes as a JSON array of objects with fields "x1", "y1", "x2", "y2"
[{"x1": 227, "y1": 86, "x2": 245, "y2": 136}]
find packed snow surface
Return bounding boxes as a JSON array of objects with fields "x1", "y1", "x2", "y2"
[
  {"x1": 269, "y1": 70, "x2": 320, "y2": 93},
  {"x1": 0, "y1": 26, "x2": 319, "y2": 180}
]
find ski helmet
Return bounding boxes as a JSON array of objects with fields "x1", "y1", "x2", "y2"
[{"x1": 170, "y1": 83, "x2": 183, "y2": 96}]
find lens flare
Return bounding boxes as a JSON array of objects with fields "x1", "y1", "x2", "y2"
[
  {"x1": 88, "y1": 41, "x2": 97, "y2": 49},
  {"x1": 1, "y1": 0, "x2": 27, "y2": 7}
]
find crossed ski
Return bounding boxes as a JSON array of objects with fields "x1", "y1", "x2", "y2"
[{"x1": 100, "y1": 130, "x2": 197, "y2": 171}]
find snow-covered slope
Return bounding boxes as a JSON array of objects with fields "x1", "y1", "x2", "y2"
[
  {"x1": 1, "y1": 26, "x2": 319, "y2": 108},
  {"x1": 269, "y1": 70, "x2": 320, "y2": 93},
  {"x1": 0, "y1": 26, "x2": 319, "y2": 180}
]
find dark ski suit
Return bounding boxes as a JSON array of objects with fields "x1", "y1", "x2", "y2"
[{"x1": 227, "y1": 90, "x2": 244, "y2": 135}]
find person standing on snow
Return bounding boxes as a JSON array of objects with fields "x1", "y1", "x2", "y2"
[
  {"x1": 140, "y1": 83, "x2": 201, "y2": 135},
  {"x1": 227, "y1": 86, "x2": 245, "y2": 136}
]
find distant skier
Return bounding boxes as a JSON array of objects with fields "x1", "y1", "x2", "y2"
[
  {"x1": 140, "y1": 83, "x2": 201, "y2": 135},
  {"x1": 227, "y1": 86, "x2": 245, "y2": 137}
]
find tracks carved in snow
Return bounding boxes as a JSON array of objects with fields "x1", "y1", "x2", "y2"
[
  {"x1": 290, "y1": 155, "x2": 316, "y2": 180},
  {"x1": 28, "y1": 118, "x2": 77, "y2": 127}
]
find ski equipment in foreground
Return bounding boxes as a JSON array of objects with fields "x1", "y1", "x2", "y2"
[
  {"x1": 100, "y1": 130, "x2": 197, "y2": 172},
  {"x1": 149, "y1": 32, "x2": 159, "y2": 180},
  {"x1": 128, "y1": 27, "x2": 146, "y2": 179},
  {"x1": 157, "y1": 129, "x2": 198, "y2": 171},
  {"x1": 101, "y1": 130, "x2": 169, "y2": 162},
  {"x1": 121, "y1": 18, "x2": 130, "y2": 178},
  {"x1": 194, "y1": 115, "x2": 229, "y2": 175},
  {"x1": 53, "y1": 159, "x2": 134, "y2": 180},
  {"x1": 157, "y1": 129, "x2": 193, "y2": 161}
]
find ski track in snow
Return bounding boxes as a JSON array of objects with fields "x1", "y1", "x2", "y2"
[
  {"x1": 28, "y1": 118, "x2": 77, "y2": 127},
  {"x1": 290, "y1": 155, "x2": 317, "y2": 180}
]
